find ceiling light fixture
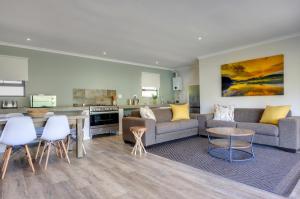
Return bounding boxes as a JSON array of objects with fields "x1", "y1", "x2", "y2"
[
  {"x1": 103, "y1": 51, "x2": 107, "y2": 55},
  {"x1": 26, "y1": 38, "x2": 31, "y2": 41},
  {"x1": 197, "y1": 36, "x2": 203, "y2": 41}
]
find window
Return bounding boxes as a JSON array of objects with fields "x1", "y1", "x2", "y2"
[
  {"x1": 141, "y1": 72, "x2": 160, "y2": 98},
  {"x1": 0, "y1": 80, "x2": 25, "y2": 96},
  {"x1": 142, "y1": 87, "x2": 159, "y2": 97}
]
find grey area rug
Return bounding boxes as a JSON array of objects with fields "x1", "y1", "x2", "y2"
[{"x1": 147, "y1": 136, "x2": 300, "y2": 196}]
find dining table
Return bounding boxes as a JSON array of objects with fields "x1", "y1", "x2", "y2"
[{"x1": 0, "y1": 112, "x2": 87, "y2": 158}]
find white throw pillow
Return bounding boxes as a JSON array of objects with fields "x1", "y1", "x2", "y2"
[
  {"x1": 213, "y1": 104, "x2": 234, "y2": 121},
  {"x1": 140, "y1": 106, "x2": 156, "y2": 121}
]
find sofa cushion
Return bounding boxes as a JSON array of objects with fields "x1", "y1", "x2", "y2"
[
  {"x1": 213, "y1": 104, "x2": 234, "y2": 121},
  {"x1": 234, "y1": 108, "x2": 292, "y2": 123},
  {"x1": 234, "y1": 108, "x2": 264, "y2": 123},
  {"x1": 152, "y1": 108, "x2": 173, "y2": 123},
  {"x1": 140, "y1": 106, "x2": 156, "y2": 121},
  {"x1": 130, "y1": 108, "x2": 172, "y2": 122},
  {"x1": 237, "y1": 122, "x2": 279, "y2": 137},
  {"x1": 130, "y1": 110, "x2": 141, "y2": 117},
  {"x1": 156, "y1": 119, "x2": 198, "y2": 134},
  {"x1": 170, "y1": 104, "x2": 190, "y2": 121},
  {"x1": 260, "y1": 105, "x2": 291, "y2": 125},
  {"x1": 206, "y1": 120, "x2": 237, "y2": 128}
]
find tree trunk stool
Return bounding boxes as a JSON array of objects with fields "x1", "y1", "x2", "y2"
[{"x1": 130, "y1": 126, "x2": 147, "y2": 156}]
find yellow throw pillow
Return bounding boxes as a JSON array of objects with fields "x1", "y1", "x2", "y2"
[
  {"x1": 260, "y1": 105, "x2": 291, "y2": 125},
  {"x1": 170, "y1": 104, "x2": 190, "y2": 121}
]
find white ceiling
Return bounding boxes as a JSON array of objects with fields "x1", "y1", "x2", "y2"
[{"x1": 0, "y1": 0, "x2": 299, "y2": 68}]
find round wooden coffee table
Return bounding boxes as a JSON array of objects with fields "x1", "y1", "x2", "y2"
[{"x1": 206, "y1": 127, "x2": 255, "y2": 162}]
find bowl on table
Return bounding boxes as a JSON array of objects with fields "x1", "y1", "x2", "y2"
[{"x1": 26, "y1": 108, "x2": 49, "y2": 118}]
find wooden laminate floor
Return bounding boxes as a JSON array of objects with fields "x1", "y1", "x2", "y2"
[{"x1": 0, "y1": 135, "x2": 299, "y2": 199}]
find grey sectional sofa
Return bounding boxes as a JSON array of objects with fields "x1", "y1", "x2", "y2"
[
  {"x1": 122, "y1": 108, "x2": 199, "y2": 146},
  {"x1": 198, "y1": 108, "x2": 300, "y2": 152}
]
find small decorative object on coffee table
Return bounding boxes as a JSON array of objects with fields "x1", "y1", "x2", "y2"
[
  {"x1": 206, "y1": 127, "x2": 255, "y2": 162},
  {"x1": 130, "y1": 126, "x2": 147, "y2": 156}
]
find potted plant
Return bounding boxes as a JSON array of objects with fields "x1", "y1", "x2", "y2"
[{"x1": 152, "y1": 94, "x2": 158, "y2": 105}]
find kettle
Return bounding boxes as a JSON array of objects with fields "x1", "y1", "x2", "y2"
[
  {"x1": 132, "y1": 95, "x2": 139, "y2": 105},
  {"x1": 133, "y1": 98, "x2": 139, "y2": 105}
]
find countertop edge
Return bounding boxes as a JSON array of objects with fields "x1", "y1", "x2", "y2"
[
  {"x1": 0, "y1": 106, "x2": 89, "y2": 114},
  {"x1": 0, "y1": 104, "x2": 171, "y2": 114}
]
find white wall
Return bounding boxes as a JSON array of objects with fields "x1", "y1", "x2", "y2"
[
  {"x1": 176, "y1": 61, "x2": 199, "y2": 103},
  {"x1": 199, "y1": 36, "x2": 300, "y2": 115}
]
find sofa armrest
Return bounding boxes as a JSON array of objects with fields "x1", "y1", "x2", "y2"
[
  {"x1": 278, "y1": 116, "x2": 300, "y2": 150},
  {"x1": 198, "y1": 113, "x2": 214, "y2": 131},
  {"x1": 122, "y1": 117, "x2": 156, "y2": 146}
]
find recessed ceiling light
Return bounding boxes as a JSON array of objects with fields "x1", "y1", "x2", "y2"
[
  {"x1": 103, "y1": 51, "x2": 107, "y2": 55},
  {"x1": 197, "y1": 36, "x2": 203, "y2": 41},
  {"x1": 26, "y1": 38, "x2": 31, "y2": 41},
  {"x1": 155, "y1": 61, "x2": 159, "y2": 65}
]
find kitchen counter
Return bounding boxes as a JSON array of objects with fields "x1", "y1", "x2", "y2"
[
  {"x1": 118, "y1": 104, "x2": 170, "y2": 109},
  {"x1": 0, "y1": 106, "x2": 89, "y2": 114},
  {"x1": 0, "y1": 104, "x2": 171, "y2": 114}
]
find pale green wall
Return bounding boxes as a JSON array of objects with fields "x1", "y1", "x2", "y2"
[{"x1": 0, "y1": 45, "x2": 174, "y2": 106}]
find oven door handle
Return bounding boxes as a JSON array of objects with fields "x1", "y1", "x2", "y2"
[{"x1": 90, "y1": 111, "x2": 119, "y2": 115}]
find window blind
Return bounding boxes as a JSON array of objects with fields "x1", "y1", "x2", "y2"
[
  {"x1": 141, "y1": 72, "x2": 160, "y2": 88},
  {"x1": 0, "y1": 55, "x2": 28, "y2": 81}
]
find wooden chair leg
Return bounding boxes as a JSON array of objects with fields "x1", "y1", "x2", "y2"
[
  {"x1": 39, "y1": 142, "x2": 48, "y2": 165},
  {"x1": 58, "y1": 141, "x2": 63, "y2": 158},
  {"x1": 66, "y1": 135, "x2": 71, "y2": 151},
  {"x1": 44, "y1": 143, "x2": 51, "y2": 170},
  {"x1": 60, "y1": 141, "x2": 70, "y2": 164},
  {"x1": 55, "y1": 143, "x2": 60, "y2": 158},
  {"x1": 1, "y1": 146, "x2": 12, "y2": 179},
  {"x1": 24, "y1": 145, "x2": 35, "y2": 173},
  {"x1": 56, "y1": 142, "x2": 62, "y2": 158},
  {"x1": 1, "y1": 147, "x2": 8, "y2": 172},
  {"x1": 35, "y1": 140, "x2": 42, "y2": 160}
]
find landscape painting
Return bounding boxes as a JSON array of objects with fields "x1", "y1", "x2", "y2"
[{"x1": 221, "y1": 54, "x2": 284, "y2": 97}]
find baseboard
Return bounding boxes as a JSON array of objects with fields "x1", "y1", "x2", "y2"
[
  {"x1": 199, "y1": 134, "x2": 208, "y2": 138},
  {"x1": 277, "y1": 147, "x2": 298, "y2": 153}
]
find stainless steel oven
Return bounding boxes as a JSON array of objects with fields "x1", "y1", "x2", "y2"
[{"x1": 89, "y1": 106, "x2": 119, "y2": 138}]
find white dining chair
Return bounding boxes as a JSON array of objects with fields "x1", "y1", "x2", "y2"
[
  {"x1": 67, "y1": 110, "x2": 88, "y2": 155},
  {"x1": 38, "y1": 115, "x2": 71, "y2": 170},
  {"x1": 34, "y1": 112, "x2": 55, "y2": 160},
  {"x1": 0, "y1": 113, "x2": 25, "y2": 156},
  {"x1": 0, "y1": 116, "x2": 37, "y2": 179}
]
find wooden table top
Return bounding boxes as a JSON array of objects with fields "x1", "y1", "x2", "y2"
[
  {"x1": 130, "y1": 126, "x2": 147, "y2": 132},
  {"x1": 0, "y1": 113, "x2": 87, "y2": 129},
  {"x1": 206, "y1": 127, "x2": 255, "y2": 137}
]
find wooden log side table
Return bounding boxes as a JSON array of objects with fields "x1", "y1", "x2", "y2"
[{"x1": 130, "y1": 126, "x2": 147, "y2": 156}]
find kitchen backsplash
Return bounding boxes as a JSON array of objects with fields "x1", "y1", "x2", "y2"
[{"x1": 73, "y1": 88, "x2": 116, "y2": 105}]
